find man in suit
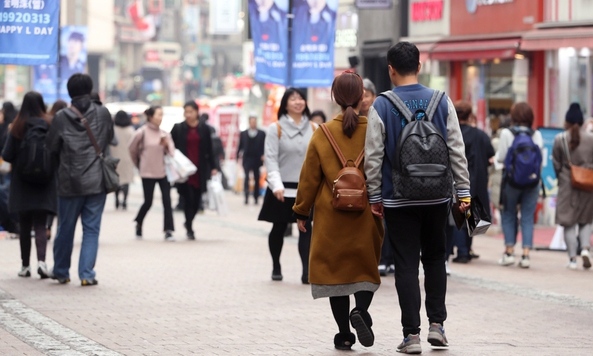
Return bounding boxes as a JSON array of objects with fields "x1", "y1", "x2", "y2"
[{"x1": 237, "y1": 115, "x2": 266, "y2": 205}]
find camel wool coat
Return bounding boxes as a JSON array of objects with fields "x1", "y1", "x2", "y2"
[{"x1": 293, "y1": 115, "x2": 383, "y2": 299}]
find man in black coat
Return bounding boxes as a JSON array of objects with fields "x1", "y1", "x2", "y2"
[
  {"x1": 450, "y1": 101, "x2": 495, "y2": 263},
  {"x1": 237, "y1": 115, "x2": 266, "y2": 205},
  {"x1": 46, "y1": 74, "x2": 114, "y2": 286}
]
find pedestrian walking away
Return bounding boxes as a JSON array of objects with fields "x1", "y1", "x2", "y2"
[
  {"x1": 258, "y1": 87, "x2": 315, "y2": 284},
  {"x1": 496, "y1": 102, "x2": 543, "y2": 269},
  {"x1": 237, "y1": 114, "x2": 266, "y2": 205},
  {"x1": 170, "y1": 101, "x2": 217, "y2": 240},
  {"x1": 129, "y1": 106, "x2": 176, "y2": 241},
  {"x1": 366, "y1": 42, "x2": 471, "y2": 354},
  {"x1": 293, "y1": 71, "x2": 384, "y2": 351},
  {"x1": 46, "y1": 74, "x2": 115, "y2": 286},
  {"x1": 552, "y1": 103, "x2": 593, "y2": 270},
  {"x1": 112, "y1": 110, "x2": 135, "y2": 211},
  {"x1": 1, "y1": 91, "x2": 57, "y2": 279}
]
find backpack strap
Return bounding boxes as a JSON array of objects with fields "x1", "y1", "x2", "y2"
[
  {"x1": 425, "y1": 90, "x2": 445, "y2": 122},
  {"x1": 320, "y1": 124, "x2": 347, "y2": 167},
  {"x1": 380, "y1": 91, "x2": 413, "y2": 122},
  {"x1": 69, "y1": 106, "x2": 102, "y2": 158}
]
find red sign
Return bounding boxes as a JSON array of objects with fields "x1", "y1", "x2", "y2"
[{"x1": 411, "y1": 0, "x2": 443, "y2": 22}]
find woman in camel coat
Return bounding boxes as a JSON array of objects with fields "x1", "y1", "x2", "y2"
[{"x1": 293, "y1": 71, "x2": 383, "y2": 351}]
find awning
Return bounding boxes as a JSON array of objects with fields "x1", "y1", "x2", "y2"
[
  {"x1": 521, "y1": 27, "x2": 593, "y2": 50},
  {"x1": 430, "y1": 38, "x2": 520, "y2": 61},
  {"x1": 415, "y1": 42, "x2": 436, "y2": 63}
]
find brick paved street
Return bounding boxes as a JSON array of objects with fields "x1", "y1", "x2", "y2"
[{"x1": 1, "y1": 182, "x2": 592, "y2": 355}]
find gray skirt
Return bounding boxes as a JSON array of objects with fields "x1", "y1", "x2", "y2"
[{"x1": 312, "y1": 282, "x2": 380, "y2": 299}]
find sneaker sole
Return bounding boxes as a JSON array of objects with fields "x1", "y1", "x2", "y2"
[
  {"x1": 396, "y1": 344, "x2": 422, "y2": 354},
  {"x1": 427, "y1": 332, "x2": 448, "y2": 347},
  {"x1": 582, "y1": 254, "x2": 591, "y2": 269},
  {"x1": 350, "y1": 312, "x2": 374, "y2": 347}
]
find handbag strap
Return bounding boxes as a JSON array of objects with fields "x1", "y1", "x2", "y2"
[
  {"x1": 69, "y1": 106, "x2": 102, "y2": 158},
  {"x1": 319, "y1": 123, "x2": 364, "y2": 168}
]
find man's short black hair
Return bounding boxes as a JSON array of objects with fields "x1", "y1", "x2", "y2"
[
  {"x1": 387, "y1": 42, "x2": 420, "y2": 76},
  {"x1": 67, "y1": 73, "x2": 93, "y2": 98}
]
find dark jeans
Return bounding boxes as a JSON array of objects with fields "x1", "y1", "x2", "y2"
[
  {"x1": 135, "y1": 178, "x2": 174, "y2": 231},
  {"x1": 179, "y1": 183, "x2": 202, "y2": 233},
  {"x1": 243, "y1": 159, "x2": 261, "y2": 202},
  {"x1": 268, "y1": 221, "x2": 311, "y2": 277},
  {"x1": 385, "y1": 203, "x2": 449, "y2": 337},
  {"x1": 19, "y1": 210, "x2": 48, "y2": 266}
]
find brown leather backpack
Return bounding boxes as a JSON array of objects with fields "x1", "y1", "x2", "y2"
[{"x1": 320, "y1": 124, "x2": 367, "y2": 211}]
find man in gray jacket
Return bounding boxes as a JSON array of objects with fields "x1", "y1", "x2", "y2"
[
  {"x1": 365, "y1": 42, "x2": 471, "y2": 354},
  {"x1": 47, "y1": 74, "x2": 114, "y2": 286}
]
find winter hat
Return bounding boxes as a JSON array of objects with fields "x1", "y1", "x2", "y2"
[{"x1": 565, "y1": 103, "x2": 584, "y2": 125}]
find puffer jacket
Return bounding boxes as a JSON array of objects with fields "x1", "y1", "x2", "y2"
[{"x1": 47, "y1": 97, "x2": 114, "y2": 197}]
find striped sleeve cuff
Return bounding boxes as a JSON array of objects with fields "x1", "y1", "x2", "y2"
[
  {"x1": 369, "y1": 194, "x2": 382, "y2": 204},
  {"x1": 456, "y1": 189, "x2": 471, "y2": 198}
]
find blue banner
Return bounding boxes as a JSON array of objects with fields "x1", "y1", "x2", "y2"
[
  {"x1": 291, "y1": 0, "x2": 337, "y2": 87},
  {"x1": 0, "y1": 1, "x2": 59, "y2": 65},
  {"x1": 33, "y1": 64, "x2": 58, "y2": 103},
  {"x1": 538, "y1": 127, "x2": 564, "y2": 196},
  {"x1": 248, "y1": 0, "x2": 289, "y2": 86}
]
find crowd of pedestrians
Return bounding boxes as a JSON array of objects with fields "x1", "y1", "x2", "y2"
[{"x1": 1, "y1": 41, "x2": 593, "y2": 354}]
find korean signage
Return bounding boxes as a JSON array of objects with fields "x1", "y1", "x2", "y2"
[
  {"x1": 412, "y1": 0, "x2": 443, "y2": 21},
  {"x1": 0, "y1": 0, "x2": 59, "y2": 65},
  {"x1": 248, "y1": 0, "x2": 337, "y2": 87}
]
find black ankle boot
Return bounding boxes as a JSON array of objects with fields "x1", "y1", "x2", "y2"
[
  {"x1": 334, "y1": 332, "x2": 356, "y2": 350},
  {"x1": 135, "y1": 223, "x2": 142, "y2": 238},
  {"x1": 350, "y1": 308, "x2": 374, "y2": 347}
]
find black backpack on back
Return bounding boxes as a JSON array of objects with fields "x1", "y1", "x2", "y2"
[
  {"x1": 380, "y1": 90, "x2": 453, "y2": 200},
  {"x1": 15, "y1": 124, "x2": 54, "y2": 185}
]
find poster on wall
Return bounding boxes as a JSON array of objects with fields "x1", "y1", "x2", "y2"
[
  {"x1": 291, "y1": 0, "x2": 337, "y2": 87},
  {"x1": 0, "y1": 1, "x2": 60, "y2": 65},
  {"x1": 538, "y1": 127, "x2": 564, "y2": 196},
  {"x1": 248, "y1": 0, "x2": 289, "y2": 86},
  {"x1": 33, "y1": 26, "x2": 88, "y2": 103}
]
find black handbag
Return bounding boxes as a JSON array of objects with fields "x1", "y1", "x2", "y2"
[
  {"x1": 70, "y1": 107, "x2": 120, "y2": 194},
  {"x1": 466, "y1": 196, "x2": 491, "y2": 237}
]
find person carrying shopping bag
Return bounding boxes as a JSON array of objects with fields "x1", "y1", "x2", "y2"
[{"x1": 129, "y1": 106, "x2": 176, "y2": 241}]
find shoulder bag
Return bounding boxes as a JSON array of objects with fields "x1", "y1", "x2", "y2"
[{"x1": 562, "y1": 132, "x2": 593, "y2": 192}]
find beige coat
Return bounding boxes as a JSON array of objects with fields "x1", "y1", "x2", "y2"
[
  {"x1": 111, "y1": 125, "x2": 135, "y2": 185},
  {"x1": 293, "y1": 116, "x2": 383, "y2": 287},
  {"x1": 552, "y1": 121, "x2": 593, "y2": 226},
  {"x1": 129, "y1": 123, "x2": 175, "y2": 179}
]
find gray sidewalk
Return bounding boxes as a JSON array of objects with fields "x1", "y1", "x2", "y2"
[{"x1": 1, "y1": 182, "x2": 593, "y2": 355}]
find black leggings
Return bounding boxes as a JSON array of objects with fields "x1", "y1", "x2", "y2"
[
  {"x1": 19, "y1": 210, "x2": 49, "y2": 267},
  {"x1": 115, "y1": 184, "x2": 129, "y2": 205},
  {"x1": 135, "y1": 178, "x2": 174, "y2": 231},
  {"x1": 268, "y1": 221, "x2": 311, "y2": 276},
  {"x1": 330, "y1": 291, "x2": 374, "y2": 333}
]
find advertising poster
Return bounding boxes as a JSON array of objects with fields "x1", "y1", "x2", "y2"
[
  {"x1": 32, "y1": 64, "x2": 58, "y2": 104},
  {"x1": 248, "y1": 0, "x2": 289, "y2": 86},
  {"x1": 0, "y1": 0, "x2": 59, "y2": 65},
  {"x1": 538, "y1": 127, "x2": 564, "y2": 196},
  {"x1": 291, "y1": 0, "x2": 337, "y2": 87}
]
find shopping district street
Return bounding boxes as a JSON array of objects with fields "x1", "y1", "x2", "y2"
[{"x1": 0, "y1": 182, "x2": 592, "y2": 356}]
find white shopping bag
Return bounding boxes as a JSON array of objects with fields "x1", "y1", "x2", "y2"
[
  {"x1": 207, "y1": 174, "x2": 227, "y2": 215},
  {"x1": 165, "y1": 149, "x2": 198, "y2": 184}
]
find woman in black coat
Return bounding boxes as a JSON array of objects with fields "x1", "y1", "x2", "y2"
[
  {"x1": 170, "y1": 101, "x2": 217, "y2": 240},
  {"x1": 1, "y1": 91, "x2": 57, "y2": 279}
]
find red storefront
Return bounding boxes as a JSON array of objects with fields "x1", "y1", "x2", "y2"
[{"x1": 432, "y1": 0, "x2": 545, "y2": 130}]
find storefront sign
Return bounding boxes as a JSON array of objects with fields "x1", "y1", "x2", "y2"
[
  {"x1": 355, "y1": 0, "x2": 393, "y2": 9},
  {"x1": 466, "y1": 0, "x2": 513, "y2": 14},
  {"x1": 411, "y1": 0, "x2": 443, "y2": 22}
]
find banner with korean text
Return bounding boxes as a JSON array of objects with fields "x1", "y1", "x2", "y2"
[
  {"x1": 0, "y1": 0, "x2": 59, "y2": 65},
  {"x1": 248, "y1": 0, "x2": 289, "y2": 86},
  {"x1": 291, "y1": 0, "x2": 337, "y2": 88}
]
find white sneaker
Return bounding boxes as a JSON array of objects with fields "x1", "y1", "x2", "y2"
[
  {"x1": 498, "y1": 253, "x2": 515, "y2": 266},
  {"x1": 164, "y1": 231, "x2": 176, "y2": 242},
  {"x1": 519, "y1": 256, "x2": 530, "y2": 268},
  {"x1": 378, "y1": 264, "x2": 387, "y2": 276},
  {"x1": 581, "y1": 249, "x2": 591, "y2": 269},
  {"x1": 18, "y1": 266, "x2": 31, "y2": 277},
  {"x1": 445, "y1": 261, "x2": 451, "y2": 276},
  {"x1": 567, "y1": 260, "x2": 578, "y2": 270},
  {"x1": 37, "y1": 261, "x2": 50, "y2": 279}
]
